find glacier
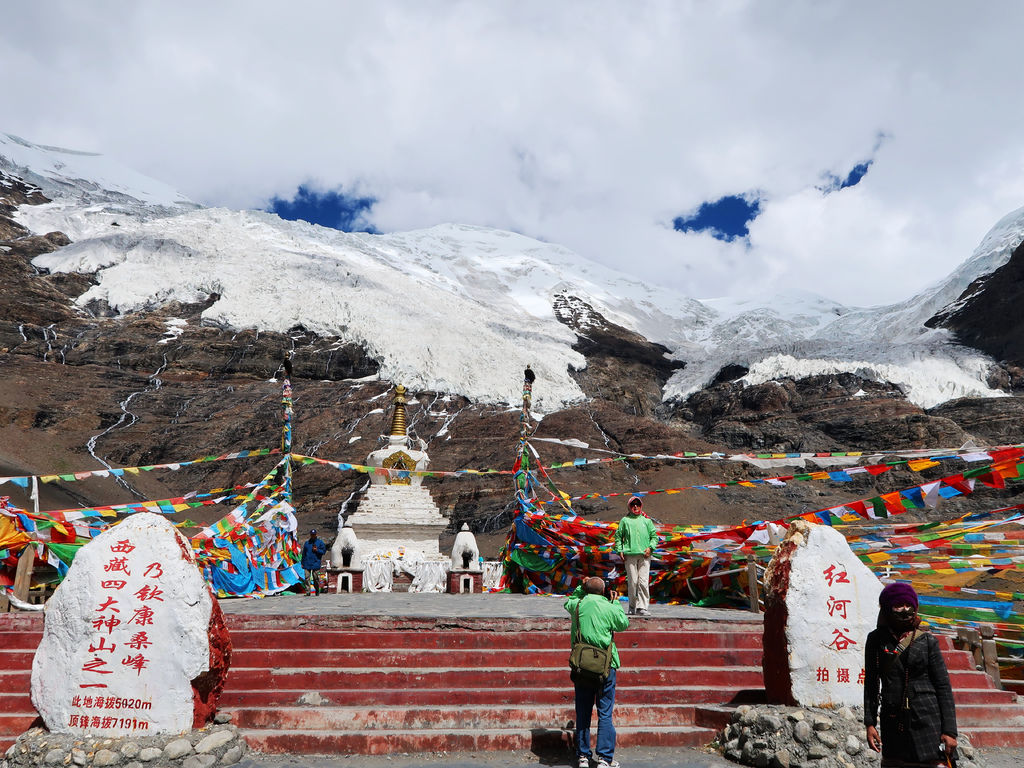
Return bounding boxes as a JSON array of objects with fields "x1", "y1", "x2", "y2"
[{"x1": 4, "y1": 133, "x2": 1023, "y2": 412}]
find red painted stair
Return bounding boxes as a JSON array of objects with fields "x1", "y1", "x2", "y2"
[{"x1": 1, "y1": 611, "x2": 1020, "y2": 754}]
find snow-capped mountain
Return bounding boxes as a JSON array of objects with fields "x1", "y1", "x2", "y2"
[{"x1": 4, "y1": 133, "x2": 1023, "y2": 411}]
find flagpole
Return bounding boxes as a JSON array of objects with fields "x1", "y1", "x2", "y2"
[{"x1": 281, "y1": 353, "x2": 293, "y2": 505}]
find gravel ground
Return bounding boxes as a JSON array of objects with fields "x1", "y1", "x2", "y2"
[{"x1": 236, "y1": 746, "x2": 1024, "y2": 768}]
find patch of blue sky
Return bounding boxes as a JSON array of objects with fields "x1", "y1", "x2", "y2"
[
  {"x1": 673, "y1": 194, "x2": 762, "y2": 242},
  {"x1": 819, "y1": 159, "x2": 873, "y2": 193},
  {"x1": 268, "y1": 185, "x2": 378, "y2": 233}
]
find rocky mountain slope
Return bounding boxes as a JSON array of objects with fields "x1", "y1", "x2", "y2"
[{"x1": 1, "y1": 135, "x2": 1023, "y2": 555}]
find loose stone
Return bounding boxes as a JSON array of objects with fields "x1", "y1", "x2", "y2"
[
  {"x1": 213, "y1": 712, "x2": 233, "y2": 725},
  {"x1": 220, "y1": 744, "x2": 244, "y2": 765},
  {"x1": 137, "y1": 747, "x2": 162, "y2": 762},
  {"x1": 793, "y1": 721, "x2": 813, "y2": 744},
  {"x1": 195, "y1": 730, "x2": 235, "y2": 754},
  {"x1": 844, "y1": 735, "x2": 861, "y2": 755},
  {"x1": 44, "y1": 749, "x2": 65, "y2": 765},
  {"x1": 812, "y1": 716, "x2": 832, "y2": 731},
  {"x1": 757, "y1": 714, "x2": 784, "y2": 733},
  {"x1": 182, "y1": 755, "x2": 217, "y2": 768},
  {"x1": 120, "y1": 742, "x2": 140, "y2": 758},
  {"x1": 163, "y1": 737, "x2": 195, "y2": 759},
  {"x1": 771, "y1": 749, "x2": 791, "y2": 768},
  {"x1": 807, "y1": 745, "x2": 830, "y2": 760},
  {"x1": 816, "y1": 731, "x2": 839, "y2": 749},
  {"x1": 93, "y1": 748, "x2": 121, "y2": 766}
]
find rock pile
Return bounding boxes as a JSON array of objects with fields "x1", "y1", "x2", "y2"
[
  {"x1": 1, "y1": 722, "x2": 247, "y2": 768},
  {"x1": 715, "y1": 704, "x2": 982, "y2": 768}
]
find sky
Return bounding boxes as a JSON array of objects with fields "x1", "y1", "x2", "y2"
[{"x1": 3, "y1": 1, "x2": 1024, "y2": 308}]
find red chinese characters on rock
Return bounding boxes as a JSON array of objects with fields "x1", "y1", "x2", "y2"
[
  {"x1": 815, "y1": 665, "x2": 867, "y2": 684},
  {"x1": 820, "y1": 562, "x2": 862, "y2": 686},
  {"x1": 70, "y1": 537, "x2": 164, "y2": 730}
]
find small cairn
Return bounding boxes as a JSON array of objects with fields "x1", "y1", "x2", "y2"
[{"x1": 715, "y1": 704, "x2": 982, "y2": 768}]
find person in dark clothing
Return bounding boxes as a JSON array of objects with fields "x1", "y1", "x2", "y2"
[
  {"x1": 864, "y1": 582, "x2": 958, "y2": 767},
  {"x1": 301, "y1": 529, "x2": 327, "y2": 595}
]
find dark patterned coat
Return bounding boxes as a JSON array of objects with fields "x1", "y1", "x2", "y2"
[{"x1": 864, "y1": 628, "x2": 958, "y2": 763}]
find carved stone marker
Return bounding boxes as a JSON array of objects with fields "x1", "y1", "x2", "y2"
[
  {"x1": 762, "y1": 519, "x2": 882, "y2": 707},
  {"x1": 31, "y1": 513, "x2": 231, "y2": 736}
]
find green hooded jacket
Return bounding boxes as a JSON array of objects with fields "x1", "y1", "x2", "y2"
[
  {"x1": 614, "y1": 513, "x2": 658, "y2": 556},
  {"x1": 564, "y1": 584, "x2": 630, "y2": 668}
]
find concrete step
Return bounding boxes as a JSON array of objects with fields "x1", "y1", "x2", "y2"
[
  {"x1": 0, "y1": 632, "x2": 41, "y2": 647},
  {"x1": 951, "y1": 688, "x2": 1020, "y2": 705},
  {"x1": 223, "y1": 628, "x2": 765, "y2": 650},
  {"x1": 0, "y1": 714, "x2": 38, "y2": 732},
  {"x1": 956, "y1": 703, "x2": 1024, "y2": 726},
  {"x1": 220, "y1": 614, "x2": 766, "y2": 634},
  {"x1": 228, "y1": 703, "x2": 700, "y2": 730},
  {"x1": 0, "y1": 651, "x2": 35, "y2": 667},
  {"x1": 240, "y1": 725, "x2": 716, "y2": 754},
  {"x1": 959, "y1": 727, "x2": 1024, "y2": 748},
  {"x1": 225, "y1": 665, "x2": 766, "y2": 689},
  {"x1": 219, "y1": 685, "x2": 766, "y2": 708},
  {"x1": 947, "y1": 670, "x2": 1002, "y2": 689},
  {"x1": 229, "y1": 646, "x2": 764, "y2": 668},
  {"x1": 0, "y1": 695, "x2": 33, "y2": 714}
]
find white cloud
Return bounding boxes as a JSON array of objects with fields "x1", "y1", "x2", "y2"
[{"x1": 3, "y1": 1, "x2": 1024, "y2": 307}]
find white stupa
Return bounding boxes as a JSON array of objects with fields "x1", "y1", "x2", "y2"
[{"x1": 343, "y1": 385, "x2": 448, "y2": 557}]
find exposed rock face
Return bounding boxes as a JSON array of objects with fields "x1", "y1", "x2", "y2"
[
  {"x1": 2, "y1": 166, "x2": 1024, "y2": 557},
  {"x1": 31, "y1": 514, "x2": 230, "y2": 736},
  {"x1": 554, "y1": 292, "x2": 684, "y2": 417},
  {"x1": 928, "y1": 238, "x2": 1024, "y2": 366},
  {"x1": 675, "y1": 374, "x2": 968, "y2": 452}
]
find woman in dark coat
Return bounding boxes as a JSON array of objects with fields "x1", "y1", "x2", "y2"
[{"x1": 864, "y1": 583, "x2": 958, "y2": 766}]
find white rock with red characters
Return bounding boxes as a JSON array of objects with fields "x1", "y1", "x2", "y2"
[
  {"x1": 31, "y1": 512, "x2": 231, "y2": 736},
  {"x1": 762, "y1": 519, "x2": 883, "y2": 707}
]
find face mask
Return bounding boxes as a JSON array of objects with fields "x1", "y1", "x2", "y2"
[{"x1": 890, "y1": 606, "x2": 917, "y2": 630}]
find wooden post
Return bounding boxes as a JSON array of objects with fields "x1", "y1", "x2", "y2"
[
  {"x1": 13, "y1": 546, "x2": 35, "y2": 605},
  {"x1": 747, "y1": 560, "x2": 760, "y2": 613},
  {"x1": 963, "y1": 627, "x2": 983, "y2": 670},
  {"x1": 954, "y1": 627, "x2": 969, "y2": 651},
  {"x1": 980, "y1": 624, "x2": 1002, "y2": 688},
  {"x1": 0, "y1": 591, "x2": 8, "y2": 612}
]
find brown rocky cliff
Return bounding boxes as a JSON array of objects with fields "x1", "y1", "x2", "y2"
[
  {"x1": 1, "y1": 170, "x2": 1023, "y2": 556},
  {"x1": 927, "y1": 237, "x2": 1024, "y2": 370}
]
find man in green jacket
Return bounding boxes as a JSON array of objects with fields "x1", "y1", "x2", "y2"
[
  {"x1": 565, "y1": 576, "x2": 629, "y2": 768},
  {"x1": 614, "y1": 495, "x2": 658, "y2": 615}
]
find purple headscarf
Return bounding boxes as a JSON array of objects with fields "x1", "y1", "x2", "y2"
[{"x1": 879, "y1": 582, "x2": 918, "y2": 611}]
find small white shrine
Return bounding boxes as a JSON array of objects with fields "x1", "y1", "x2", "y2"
[{"x1": 342, "y1": 385, "x2": 449, "y2": 558}]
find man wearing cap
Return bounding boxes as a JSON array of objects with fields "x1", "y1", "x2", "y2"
[
  {"x1": 614, "y1": 496, "x2": 658, "y2": 616},
  {"x1": 565, "y1": 576, "x2": 629, "y2": 768},
  {"x1": 301, "y1": 529, "x2": 327, "y2": 595}
]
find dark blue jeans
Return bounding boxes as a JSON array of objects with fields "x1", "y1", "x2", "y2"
[{"x1": 574, "y1": 667, "x2": 617, "y2": 761}]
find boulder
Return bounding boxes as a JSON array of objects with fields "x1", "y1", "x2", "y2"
[
  {"x1": 762, "y1": 519, "x2": 882, "y2": 707},
  {"x1": 31, "y1": 513, "x2": 231, "y2": 736}
]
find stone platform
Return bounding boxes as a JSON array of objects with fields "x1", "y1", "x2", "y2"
[{"x1": 3, "y1": 593, "x2": 1022, "y2": 756}]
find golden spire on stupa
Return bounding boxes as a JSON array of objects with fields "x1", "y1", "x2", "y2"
[{"x1": 389, "y1": 385, "x2": 408, "y2": 438}]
